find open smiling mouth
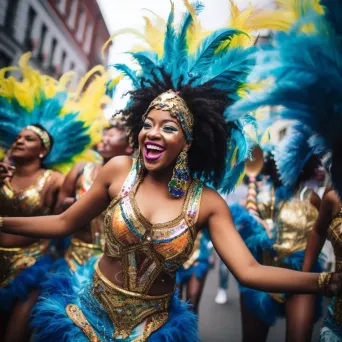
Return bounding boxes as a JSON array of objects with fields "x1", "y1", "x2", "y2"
[{"x1": 144, "y1": 143, "x2": 166, "y2": 162}]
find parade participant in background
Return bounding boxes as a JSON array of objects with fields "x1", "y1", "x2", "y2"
[
  {"x1": 0, "y1": 53, "x2": 109, "y2": 342},
  {"x1": 229, "y1": 1, "x2": 342, "y2": 340},
  {"x1": 229, "y1": 130, "x2": 324, "y2": 342},
  {"x1": 215, "y1": 180, "x2": 248, "y2": 305},
  {"x1": 176, "y1": 227, "x2": 214, "y2": 313},
  {"x1": 54, "y1": 114, "x2": 133, "y2": 272},
  {"x1": 1, "y1": 3, "x2": 342, "y2": 342}
]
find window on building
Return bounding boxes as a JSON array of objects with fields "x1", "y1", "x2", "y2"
[
  {"x1": 37, "y1": 23, "x2": 48, "y2": 62},
  {"x1": 4, "y1": 0, "x2": 20, "y2": 33},
  {"x1": 70, "y1": 61, "x2": 75, "y2": 70},
  {"x1": 0, "y1": 51, "x2": 12, "y2": 69},
  {"x1": 56, "y1": 0, "x2": 67, "y2": 14},
  {"x1": 24, "y1": 6, "x2": 37, "y2": 50},
  {"x1": 76, "y1": 7, "x2": 86, "y2": 42},
  {"x1": 83, "y1": 21, "x2": 94, "y2": 54},
  {"x1": 67, "y1": 0, "x2": 78, "y2": 30},
  {"x1": 48, "y1": 37, "x2": 57, "y2": 73},
  {"x1": 61, "y1": 50, "x2": 67, "y2": 72}
]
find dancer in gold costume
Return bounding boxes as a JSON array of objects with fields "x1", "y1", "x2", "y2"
[
  {"x1": 1, "y1": 3, "x2": 342, "y2": 342},
  {"x1": 55, "y1": 116, "x2": 133, "y2": 272},
  {"x1": 231, "y1": 133, "x2": 324, "y2": 342},
  {"x1": 229, "y1": 1, "x2": 342, "y2": 340},
  {"x1": 0, "y1": 53, "x2": 109, "y2": 342}
]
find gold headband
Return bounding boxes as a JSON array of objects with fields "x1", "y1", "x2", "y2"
[
  {"x1": 144, "y1": 90, "x2": 194, "y2": 143},
  {"x1": 26, "y1": 125, "x2": 51, "y2": 152}
]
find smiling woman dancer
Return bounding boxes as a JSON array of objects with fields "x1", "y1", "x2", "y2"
[{"x1": 1, "y1": 4, "x2": 342, "y2": 342}]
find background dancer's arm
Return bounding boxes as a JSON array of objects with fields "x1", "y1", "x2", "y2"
[
  {"x1": 1, "y1": 156, "x2": 132, "y2": 238},
  {"x1": 54, "y1": 163, "x2": 85, "y2": 214},
  {"x1": 201, "y1": 188, "x2": 341, "y2": 296},
  {"x1": 302, "y1": 190, "x2": 339, "y2": 272}
]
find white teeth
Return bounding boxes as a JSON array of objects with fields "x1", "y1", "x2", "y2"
[{"x1": 146, "y1": 144, "x2": 164, "y2": 151}]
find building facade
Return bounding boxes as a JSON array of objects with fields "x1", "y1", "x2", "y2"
[{"x1": 0, "y1": 0, "x2": 110, "y2": 85}]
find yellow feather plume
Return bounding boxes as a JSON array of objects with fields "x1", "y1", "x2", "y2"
[
  {"x1": 1, "y1": 52, "x2": 111, "y2": 174},
  {"x1": 246, "y1": 0, "x2": 324, "y2": 33}
]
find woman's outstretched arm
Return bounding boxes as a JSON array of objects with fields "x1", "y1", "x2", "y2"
[
  {"x1": 1, "y1": 156, "x2": 133, "y2": 239},
  {"x1": 200, "y1": 188, "x2": 341, "y2": 295}
]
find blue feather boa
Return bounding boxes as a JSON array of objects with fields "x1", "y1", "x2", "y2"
[
  {"x1": 32, "y1": 259, "x2": 199, "y2": 342},
  {"x1": 0, "y1": 256, "x2": 52, "y2": 312}
]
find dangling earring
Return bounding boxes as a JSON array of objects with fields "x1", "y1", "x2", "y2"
[
  {"x1": 168, "y1": 148, "x2": 190, "y2": 198},
  {"x1": 39, "y1": 154, "x2": 44, "y2": 159}
]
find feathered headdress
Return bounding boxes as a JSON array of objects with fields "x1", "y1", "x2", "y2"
[
  {"x1": 0, "y1": 53, "x2": 109, "y2": 173},
  {"x1": 229, "y1": 0, "x2": 341, "y2": 162},
  {"x1": 105, "y1": 1, "x2": 264, "y2": 193},
  {"x1": 273, "y1": 124, "x2": 314, "y2": 188}
]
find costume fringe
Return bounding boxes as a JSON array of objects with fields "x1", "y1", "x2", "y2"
[
  {"x1": 32, "y1": 259, "x2": 198, "y2": 341},
  {"x1": 0, "y1": 256, "x2": 52, "y2": 312}
]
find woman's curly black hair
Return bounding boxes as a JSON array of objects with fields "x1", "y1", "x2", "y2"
[{"x1": 119, "y1": 71, "x2": 231, "y2": 186}]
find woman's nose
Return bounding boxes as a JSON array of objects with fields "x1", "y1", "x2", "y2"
[{"x1": 147, "y1": 127, "x2": 162, "y2": 139}]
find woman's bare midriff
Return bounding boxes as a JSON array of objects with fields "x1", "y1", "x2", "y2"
[{"x1": 99, "y1": 251, "x2": 176, "y2": 296}]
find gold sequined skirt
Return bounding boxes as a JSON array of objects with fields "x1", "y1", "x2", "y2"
[
  {"x1": 0, "y1": 240, "x2": 49, "y2": 288},
  {"x1": 65, "y1": 238, "x2": 103, "y2": 272},
  {"x1": 66, "y1": 260, "x2": 173, "y2": 342}
]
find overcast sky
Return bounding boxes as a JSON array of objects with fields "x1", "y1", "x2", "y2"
[{"x1": 97, "y1": 0, "x2": 274, "y2": 113}]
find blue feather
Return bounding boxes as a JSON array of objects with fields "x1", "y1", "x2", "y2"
[
  {"x1": 127, "y1": 51, "x2": 158, "y2": 76},
  {"x1": 113, "y1": 63, "x2": 140, "y2": 88},
  {"x1": 188, "y1": 28, "x2": 244, "y2": 74},
  {"x1": 0, "y1": 256, "x2": 52, "y2": 313},
  {"x1": 161, "y1": 1, "x2": 176, "y2": 72},
  {"x1": 172, "y1": 1, "x2": 204, "y2": 86},
  {"x1": 274, "y1": 124, "x2": 314, "y2": 187},
  {"x1": 196, "y1": 47, "x2": 255, "y2": 99}
]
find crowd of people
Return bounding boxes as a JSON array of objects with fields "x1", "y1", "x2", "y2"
[{"x1": 0, "y1": 0, "x2": 342, "y2": 341}]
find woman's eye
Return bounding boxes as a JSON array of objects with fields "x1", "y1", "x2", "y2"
[
  {"x1": 143, "y1": 122, "x2": 152, "y2": 129},
  {"x1": 163, "y1": 126, "x2": 178, "y2": 133}
]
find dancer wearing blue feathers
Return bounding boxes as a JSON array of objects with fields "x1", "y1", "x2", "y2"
[
  {"x1": 0, "y1": 54, "x2": 109, "y2": 342},
  {"x1": 231, "y1": 127, "x2": 325, "y2": 342},
  {"x1": 1, "y1": 2, "x2": 342, "y2": 342},
  {"x1": 229, "y1": 1, "x2": 342, "y2": 339}
]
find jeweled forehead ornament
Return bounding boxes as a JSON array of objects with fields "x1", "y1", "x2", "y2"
[
  {"x1": 26, "y1": 125, "x2": 51, "y2": 152},
  {"x1": 143, "y1": 90, "x2": 194, "y2": 143}
]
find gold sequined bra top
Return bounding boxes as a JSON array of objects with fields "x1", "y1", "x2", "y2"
[
  {"x1": 274, "y1": 187, "x2": 318, "y2": 257},
  {"x1": 103, "y1": 160, "x2": 203, "y2": 294},
  {"x1": 0, "y1": 170, "x2": 52, "y2": 216}
]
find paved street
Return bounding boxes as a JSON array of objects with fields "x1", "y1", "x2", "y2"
[{"x1": 198, "y1": 268, "x2": 324, "y2": 342}]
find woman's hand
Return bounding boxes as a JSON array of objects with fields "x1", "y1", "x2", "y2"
[
  {"x1": 0, "y1": 162, "x2": 15, "y2": 183},
  {"x1": 323, "y1": 272, "x2": 342, "y2": 297}
]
